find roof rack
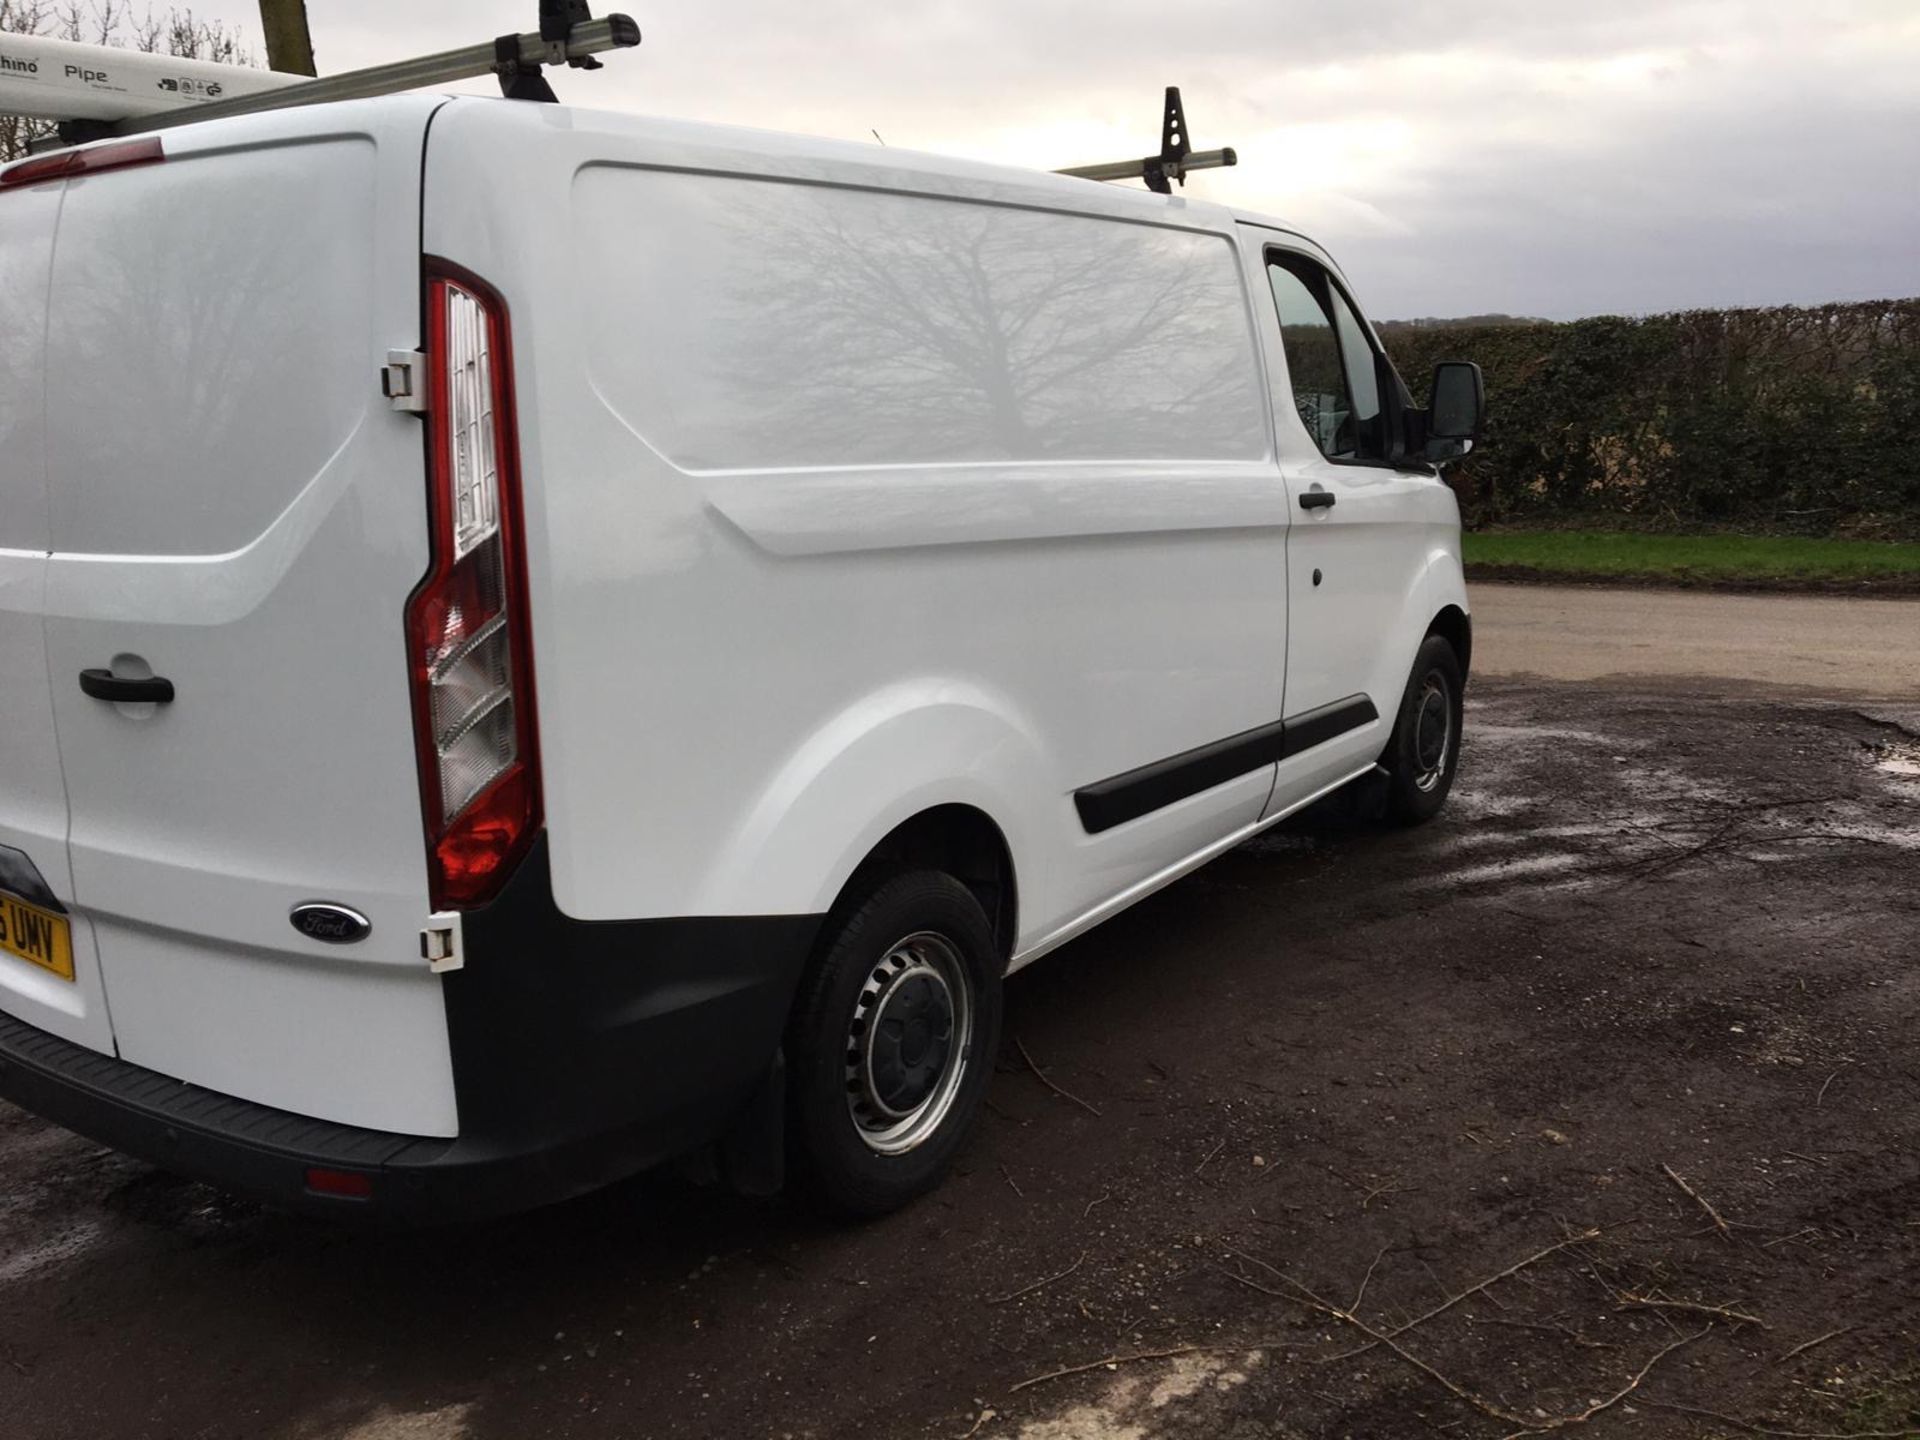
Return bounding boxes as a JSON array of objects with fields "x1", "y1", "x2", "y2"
[
  {"x1": 1056, "y1": 87, "x2": 1236, "y2": 194},
  {"x1": 14, "y1": 18, "x2": 1223, "y2": 198},
  {"x1": 28, "y1": 1, "x2": 639, "y2": 147}
]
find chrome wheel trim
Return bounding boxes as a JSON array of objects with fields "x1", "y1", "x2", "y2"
[
  {"x1": 845, "y1": 930, "x2": 974, "y2": 1156},
  {"x1": 1412, "y1": 673, "x2": 1453, "y2": 793}
]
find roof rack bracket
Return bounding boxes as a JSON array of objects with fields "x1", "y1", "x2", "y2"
[
  {"x1": 54, "y1": 118, "x2": 115, "y2": 149},
  {"x1": 503, "y1": 0, "x2": 605, "y2": 97},
  {"x1": 541, "y1": 0, "x2": 605, "y2": 69},
  {"x1": 1056, "y1": 86, "x2": 1237, "y2": 194},
  {"x1": 494, "y1": 32, "x2": 560, "y2": 103}
]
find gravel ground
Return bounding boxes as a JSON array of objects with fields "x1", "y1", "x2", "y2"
[{"x1": 2, "y1": 674, "x2": 1917, "y2": 1440}]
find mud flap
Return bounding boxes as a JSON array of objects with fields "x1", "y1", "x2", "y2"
[
  {"x1": 1297, "y1": 764, "x2": 1391, "y2": 827},
  {"x1": 717, "y1": 1049, "x2": 786, "y2": 1197}
]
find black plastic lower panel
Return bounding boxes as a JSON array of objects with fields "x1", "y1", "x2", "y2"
[
  {"x1": 0, "y1": 1006, "x2": 451, "y2": 1212},
  {"x1": 0, "y1": 836, "x2": 822, "y2": 1221},
  {"x1": 436, "y1": 835, "x2": 823, "y2": 1216},
  {"x1": 1073, "y1": 693, "x2": 1380, "y2": 834},
  {"x1": 1279, "y1": 693, "x2": 1379, "y2": 758}
]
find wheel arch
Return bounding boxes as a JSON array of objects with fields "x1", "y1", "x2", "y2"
[
  {"x1": 833, "y1": 805, "x2": 1018, "y2": 962},
  {"x1": 693, "y1": 678, "x2": 1045, "y2": 946},
  {"x1": 1427, "y1": 603, "x2": 1472, "y2": 681}
]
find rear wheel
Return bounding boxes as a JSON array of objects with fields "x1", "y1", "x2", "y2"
[
  {"x1": 1382, "y1": 633, "x2": 1464, "y2": 825},
  {"x1": 786, "y1": 869, "x2": 1002, "y2": 1217}
]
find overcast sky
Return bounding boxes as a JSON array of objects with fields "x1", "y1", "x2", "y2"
[{"x1": 172, "y1": 1, "x2": 1919, "y2": 319}]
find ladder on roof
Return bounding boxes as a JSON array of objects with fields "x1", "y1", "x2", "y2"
[
  {"x1": 1055, "y1": 87, "x2": 1237, "y2": 194},
  {"x1": 4, "y1": 0, "x2": 639, "y2": 149}
]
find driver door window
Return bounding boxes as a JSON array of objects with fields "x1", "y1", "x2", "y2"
[{"x1": 1266, "y1": 252, "x2": 1386, "y2": 463}]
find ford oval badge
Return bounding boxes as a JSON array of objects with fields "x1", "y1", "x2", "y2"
[{"x1": 290, "y1": 902, "x2": 372, "y2": 944}]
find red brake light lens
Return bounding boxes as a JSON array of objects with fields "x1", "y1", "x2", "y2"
[
  {"x1": 0, "y1": 137, "x2": 164, "y2": 190},
  {"x1": 405, "y1": 266, "x2": 540, "y2": 911}
]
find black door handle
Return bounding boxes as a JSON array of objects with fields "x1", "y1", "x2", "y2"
[
  {"x1": 1299, "y1": 489, "x2": 1336, "y2": 511},
  {"x1": 79, "y1": 669, "x2": 175, "y2": 704}
]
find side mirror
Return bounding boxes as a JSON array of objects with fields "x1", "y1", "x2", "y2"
[{"x1": 1425, "y1": 361, "x2": 1484, "y2": 465}]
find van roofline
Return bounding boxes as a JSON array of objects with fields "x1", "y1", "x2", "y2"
[
  {"x1": 72, "y1": 90, "x2": 1306, "y2": 253},
  {"x1": 430, "y1": 93, "x2": 1296, "y2": 233}
]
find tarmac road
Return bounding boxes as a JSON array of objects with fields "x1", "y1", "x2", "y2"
[
  {"x1": 1471, "y1": 581, "x2": 1920, "y2": 697},
  {"x1": 1, "y1": 584, "x2": 1916, "y2": 1440}
]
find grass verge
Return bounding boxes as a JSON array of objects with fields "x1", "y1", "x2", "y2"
[{"x1": 1463, "y1": 530, "x2": 1920, "y2": 591}]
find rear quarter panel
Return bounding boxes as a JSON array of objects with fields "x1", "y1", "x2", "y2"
[{"x1": 424, "y1": 103, "x2": 1292, "y2": 949}]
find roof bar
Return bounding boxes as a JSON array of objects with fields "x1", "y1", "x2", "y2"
[
  {"x1": 1056, "y1": 86, "x2": 1237, "y2": 194},
  {"x1": 1057, "y1": 150, "x2": 1237, "y2": 186},
  {"x1": 98, "y1": 12, "x2": 640, "y2": 138}
]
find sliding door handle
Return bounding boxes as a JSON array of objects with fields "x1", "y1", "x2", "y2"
[{"x1": 1299, "y1": 489, "x2": 1336, "y2": 511}]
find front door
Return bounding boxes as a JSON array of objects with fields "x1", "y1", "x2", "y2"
[{"x1": 1241, "y1": 229, "x2": 1436, "y2": 811}]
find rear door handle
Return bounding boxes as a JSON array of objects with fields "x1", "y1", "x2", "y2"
[
  {"x1": 1299, "y1": 489, "x2": 1336, "y2": 511},
  {"x1": 79, "y1": 669, "x2": 175, "y2": 705}
]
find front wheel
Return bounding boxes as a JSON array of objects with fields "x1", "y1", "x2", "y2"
[
  {"x1": 1382, "y1": 633, "x2": 1464, "y2": 825},
  {"x1": 786, "y1": 869, "x2": 1003, "y2": 1217}
]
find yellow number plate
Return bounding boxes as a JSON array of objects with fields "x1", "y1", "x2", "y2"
[{"x1": 0, "y1": 892, "x2": 74, "y2": 982}]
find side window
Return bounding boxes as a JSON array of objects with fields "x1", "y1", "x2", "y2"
[
  {"x1": 1266, "y1": 252, "x2": 1386, "y2": 462},
  {"x1": 1330, "y1": 288, "x2": 1381, "y2": 433}
]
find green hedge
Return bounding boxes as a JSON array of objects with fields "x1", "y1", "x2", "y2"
[{"x1": 1383, "y1": 299, "x2": 1920, "y2": 538}]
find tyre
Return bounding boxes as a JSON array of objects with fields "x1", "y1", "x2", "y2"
[
  {"x1": 786, "y1": 868, "x2": 1003, "y2": 1217},
  {"x1": 1382, "y1": 633, "x2": 1464, "y2": 825}
]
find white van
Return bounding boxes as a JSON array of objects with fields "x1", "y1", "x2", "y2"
[{"x1": 0, "y1": 89, "x2": 1480, "y2": 1219}]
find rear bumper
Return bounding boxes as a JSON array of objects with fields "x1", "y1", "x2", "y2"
[{"x1": 0, "y1": 837, "x2": 822, "y2": 1221}]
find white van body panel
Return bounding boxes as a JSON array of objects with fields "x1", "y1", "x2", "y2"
[
  {"x1": 1010, "y1": 756, "x2": 1378, "y2": 972},
  {"x1": 32, "y1": 100, "x2": 459, "y2": 1135},
  {"x1": 423, "y1": 102, "x2": 1297, "y2": 946}
]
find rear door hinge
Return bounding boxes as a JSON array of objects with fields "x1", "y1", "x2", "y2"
[
  {"x1": 421, "y1": 910, "x2": 464, "y2": 973},
  {"x1": 383, "y1": 349, "x2": 427, "y2": 413}
]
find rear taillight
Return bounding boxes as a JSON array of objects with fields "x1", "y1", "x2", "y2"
[{"x1": 406, "y1": 265, "x2": 540, "y2": 911}]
